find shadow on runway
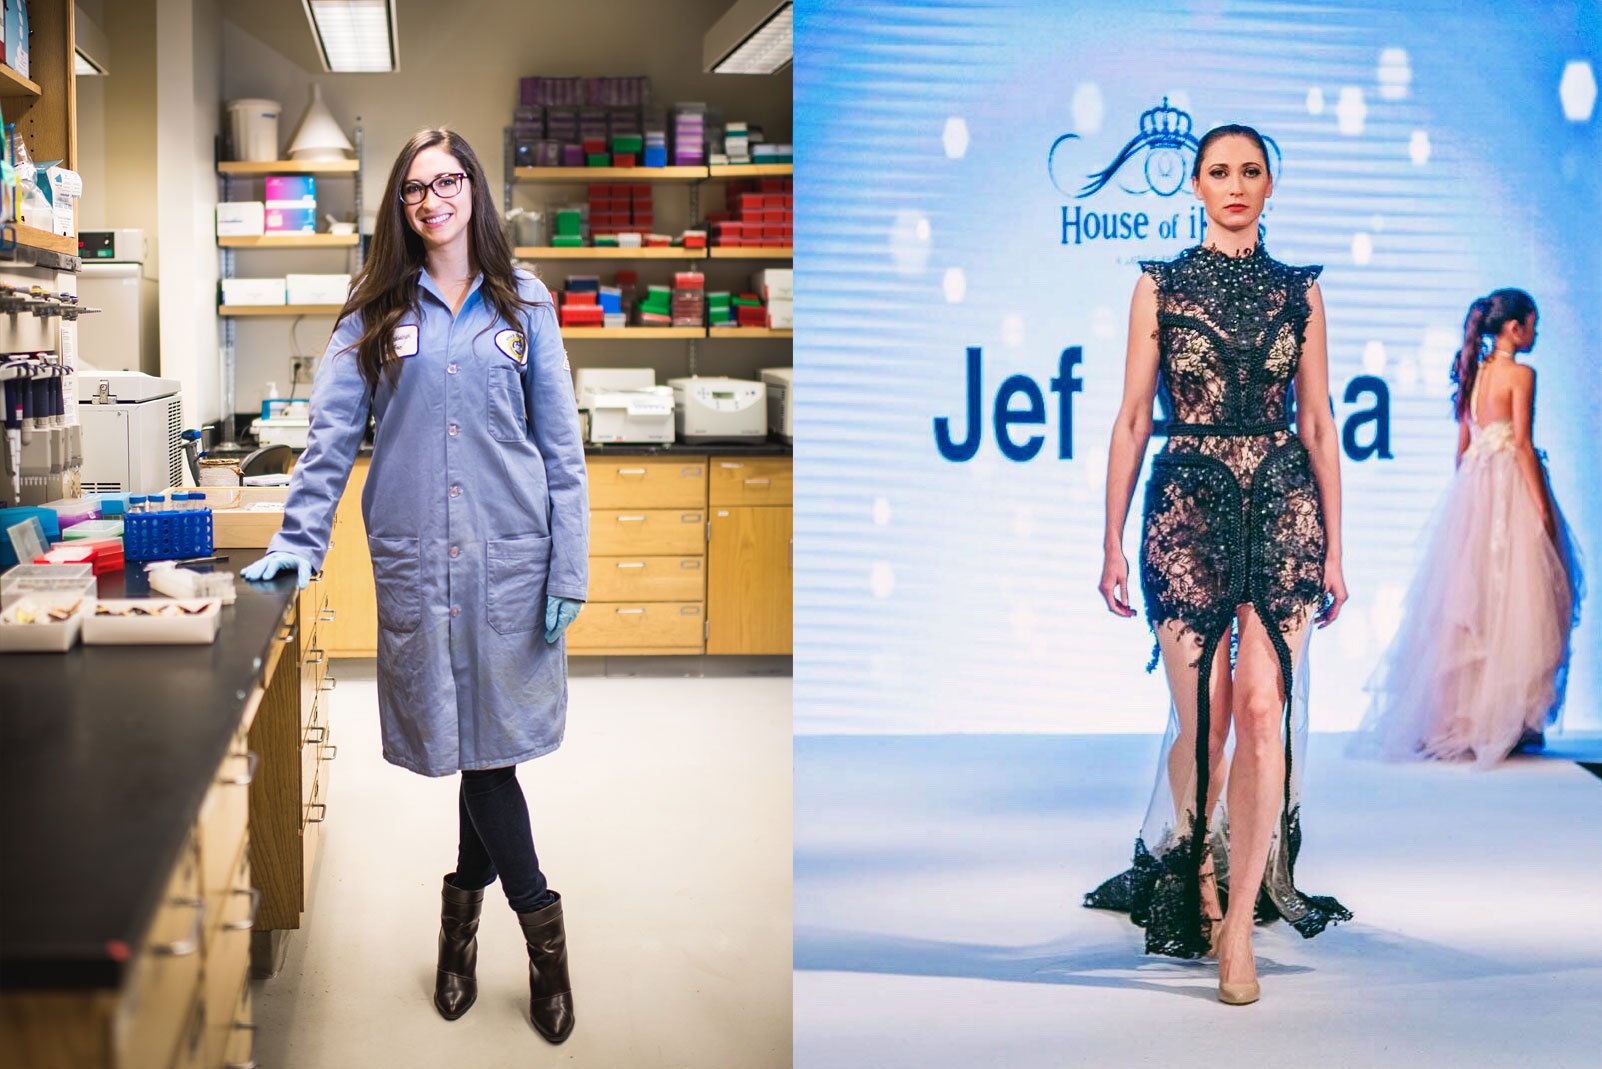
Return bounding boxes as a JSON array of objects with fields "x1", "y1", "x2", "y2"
[{"x1": 794, "y1": 913, "x2": 1585, "y2": 996}]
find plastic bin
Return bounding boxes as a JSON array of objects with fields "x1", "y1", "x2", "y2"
[
  {"x1": 225, "y1": 98, "x2": 282, "y2": 162},
  {"x1": 1, "y1": 563, "x2": 97, "y2": 608}
]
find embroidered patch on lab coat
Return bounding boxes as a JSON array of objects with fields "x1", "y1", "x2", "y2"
[
  {"x1": 392, "y1": 324, "x2": 419, "y2": 358},
  {"x1": 494, "y1": 329, "x2": 527, "y2": 363}
]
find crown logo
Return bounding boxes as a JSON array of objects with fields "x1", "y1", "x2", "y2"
[{"x1": 1139, "y1": 97, "x2": 1191, "y2": 140}]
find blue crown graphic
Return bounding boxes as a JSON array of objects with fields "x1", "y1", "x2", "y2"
[{"x1": 1139, "y1": 97, "x2": 1192, "y2": 140}]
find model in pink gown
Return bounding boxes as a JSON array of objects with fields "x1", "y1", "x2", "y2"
[{"x1": 1355, "y1": 291, "x2": 1584, "y2": 767}]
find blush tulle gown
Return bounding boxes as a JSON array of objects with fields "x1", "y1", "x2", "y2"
[{"x1": 1353, "y1": 392, "x2": 1584, "y2": 767}]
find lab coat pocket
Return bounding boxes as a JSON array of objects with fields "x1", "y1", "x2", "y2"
[
  {"x1": 486, "y1": 535, "x2": 552, "y2": 634},
  {"x1": 488, "y1": 365, "x2": 527, "y2": 443},
  {"x1": 368, "y1": 536, "x2": 423, "y2": 633}
]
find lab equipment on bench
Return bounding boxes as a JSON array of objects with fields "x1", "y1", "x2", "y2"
[
  {"x1": 667, "y1": 376, "x2": 768, "y2": 444},
  {"x1": 145, "y1": 560, "x2": 238, "y2": 604},
  {"x1": 587, "y1": 387, "x2": 675, "y2": 444},
  {"x1": 76, "y1": 371, "x2": 186, "y2": 495},
  {"x1": 760, "y1": 367, "x2": 792, "y2": 442}
]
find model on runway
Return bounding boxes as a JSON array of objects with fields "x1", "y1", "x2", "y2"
[
  {"x1": 1087, "y1": 124, "x2": 1351, "y2": 1005},
  {"x1": 1354, "y1": 290, "x2": 1584, "y2": 767}
]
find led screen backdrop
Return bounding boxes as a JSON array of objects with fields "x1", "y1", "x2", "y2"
[{"x1": 795, "y1": 0, "x2": 1601, "y2": 734}]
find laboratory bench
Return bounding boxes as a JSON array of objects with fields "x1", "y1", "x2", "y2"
[{"x1": 0, "y1": 556, "x2": 334, "y2": 1068}]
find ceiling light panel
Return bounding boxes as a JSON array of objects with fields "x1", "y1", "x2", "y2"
[
  {"x1": 303, "y1": 0, "x2": 397, "y2": 73},
  {"x1": 713, "y1": 2, "x2": 792, "y2": 75}
]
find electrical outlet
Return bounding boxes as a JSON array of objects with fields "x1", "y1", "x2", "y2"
[{"x1": 291, "y1": 358, "x2": 308, "y2": 383}]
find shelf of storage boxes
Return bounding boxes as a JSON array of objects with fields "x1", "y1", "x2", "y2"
[{"x1": 216, "y1": 169, "x2": 355, "y2": 316}]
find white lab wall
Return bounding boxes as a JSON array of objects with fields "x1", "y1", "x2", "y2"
[{"x1": 155, "y1": 0, "x2": 222, "y2": 431}]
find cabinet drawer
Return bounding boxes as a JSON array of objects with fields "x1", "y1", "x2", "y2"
[
  {"x1": 300, "y1": 704, "x2": 326, "y2": 817},
  {"x1": 588, "y1": 556, "x2": 706, "y2": 602},
  {"x1": 590, "y1": 509, "x2": 706, "y2": 555},
  {"x1": 171, "y1": 983, "x2": 208, "y2": 1069},
  {"x1": 586, "y1": 456, "x2": 708, "y2": 509},
  {"x1": 197, "y1": 737, "x2": 253, "y2": 948},
  {"x1": 302, "y1": 764, "x2": 330, "y2": 902},
  {"x1": 116, "y1": 832, "x2": 203, "y2": 1069},
  {"x1": 566, "y1": 601, "x2": 704, "y2": 651},
  {"x1": 300, "y1": 642, "x2": 327, "y2": 734},
  {"x1": 201, "y1": 849, "x2": 255, "y2": 1069},
  {"x1": 223, "y1": 982, "x2": 255, "y2": 1069},
  {"x1": 709, "y1": 458, "x2": 791, "y2": 506}
]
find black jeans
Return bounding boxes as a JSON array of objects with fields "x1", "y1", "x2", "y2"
[{"x1": 448, "y1": 766, "x2": 555, "y2": 913}]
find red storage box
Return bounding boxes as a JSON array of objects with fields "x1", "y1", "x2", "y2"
[
  {"x1": 614, "y1": 153, "x2": 636, "y2": 167},
  {"x1": 674, "y1": 272, "x2": 706, "y2": 289},
  {"x1": 759, "y1": 178, "x2": 786, "y2": 192},
  {"x1": 564, "y1": 292, "x2": 599, "y2": 305}
]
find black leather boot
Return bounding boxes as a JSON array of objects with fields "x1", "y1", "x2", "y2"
[
  {"x1": 516, "y1": 892, "x2": 574, "y2": 1043},
  {"x1": 434, "y1": 876, "x2": 484, "y2": 1020}
]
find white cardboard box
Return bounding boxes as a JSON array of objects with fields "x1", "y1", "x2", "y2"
[
  {"x1": 285, "y1": 274, "x2": 352, "y2": 305},
  {"x1": 752, "y1": 268, "x2": 793, "y2": 301},
  {"x1": 221, "y1": 278, "x2": 286, "y2": 306},
  {"x1": 765, "y1": 298, "x2": 793, "y2": 330},
  {"x1": 216, "y1": 202, "x2": 266, "y2": 236}
]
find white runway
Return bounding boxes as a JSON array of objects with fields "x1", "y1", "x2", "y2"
[{"x1": 795, "y1": 733, "x2": 1602, "y2": 1067}]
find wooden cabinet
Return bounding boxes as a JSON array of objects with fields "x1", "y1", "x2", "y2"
[
  {"x1": 321, "y1": 452, "x2": 791, "y2": 658},
  {"x1": 708, "y1": 505, "x2": 793, "y2": 654},
  {"x1": 323, "y1": 457, "x2": 376, "y2": 656},
  {"x1": 250, "y1": 579, "x2": 334, "y2": 932},
  {"x1": 569, "y1": 455, "x2": 709, "y2": 655}
]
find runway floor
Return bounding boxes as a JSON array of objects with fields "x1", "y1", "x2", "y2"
[{"x1": 795, "y1": 732, "x2": 1602, "y2": 1067}]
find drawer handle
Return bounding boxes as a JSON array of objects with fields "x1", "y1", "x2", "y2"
[
  {"x1": 274, "y1": 627, "x2": 293, "y2": 644},
  {"x1": 322, "y1": 744, "x2": 339, "y2": 761},
  {"x1": 681, "y1": 466, "x2": 702, "y2": 476},
  {"x1": 320, "y1": 608, "x2": 336, "y2": 621},
  {"x1": 719, "y1": 462, "x2": 744, "y2": 468},
  {"x1": 153, "y1": 898, "x2": 205, "y2": 957},
  {"x1": 320, "y1": 677, "x2": 339, "y2": 691},
  {"x1": 743, "y1": 478, "x2": 771, "y2": 485},
  {"x1": 616, "y1": 515, "x2": 646, "y2": 523},
  {"x1": 616, "y1": 608, "x2": 645, "y2": 615},
  {"x1": 306, "y1": 724, "x2": 328, "y2": 745},
  {"x1": 306, "y1": 648, "x2": 326, "y2": 664},
  {"x1": 224, "y1": 886, "x2": 261, "y2": 931},
  {"x1": 307, "y1": 802, "x2": 328, "y2": 824},
  {"x1": 226, "y1": 1059, "x2": 260, "y2": 1069},
  {"x1": 680, "y1": 560, "x2": 701, "y2": 569},
  {"x1": 219, "y1": 750, "x2": 259, "y2": 787},
  {"x1": 616, "y1": 467, "x2": 648, "y2": 475},
  {"x1": 615, "y1": 562, "x2": 645, "y2": 569}
]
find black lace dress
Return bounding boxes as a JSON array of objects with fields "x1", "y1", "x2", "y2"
[{"x1": 1083, "y1": 243, "x2": 1352, "y2": 958}]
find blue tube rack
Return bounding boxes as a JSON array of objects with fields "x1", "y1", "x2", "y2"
[{"x1": 123, "y1": 508, "x2": 215, "y2": 562}]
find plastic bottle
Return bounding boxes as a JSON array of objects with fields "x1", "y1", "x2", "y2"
[
  {"x1": 128, "y1": 494, "x2": 147, "y2": 514},
  {"x1": 149, "y1": 493, "x2": 166, "y2": 513}
]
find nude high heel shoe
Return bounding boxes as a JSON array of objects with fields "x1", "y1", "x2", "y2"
[{"x1": 1216, "y1": 928, "x2": 1259, "y2": 1005}]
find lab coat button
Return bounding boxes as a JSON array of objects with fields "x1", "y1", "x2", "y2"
[
  {"x1": 450, "y1": 605, "x2": 461, "y2": 618},
  {"x1": 450, "y1": 545, "x2": 460, "y2": 558},
  {"x1": 448, "y1": 423, "x2": 460, "y2": 436},
  {"x1": 449, "y1": 485, "x2": 461, "y2": 498},
  {"x1": 447, "y1": 363, "x2": 459, "y2": 374}
]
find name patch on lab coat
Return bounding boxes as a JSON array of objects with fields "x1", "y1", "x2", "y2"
[
  {"x1": 393, "y1": 324, "x2": 419, "y2": 358},
  {"x1": 495, "y1": 329, "x2": 527, "y2": 364}
]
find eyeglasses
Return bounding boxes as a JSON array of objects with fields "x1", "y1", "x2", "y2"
[{"x1": 399, "y1": 172, "x2": 469, "y2": 205}]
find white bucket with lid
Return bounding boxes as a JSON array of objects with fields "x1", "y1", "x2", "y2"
[{"x1": 225, "y1": 99, "x2": 283, "y2": 162}]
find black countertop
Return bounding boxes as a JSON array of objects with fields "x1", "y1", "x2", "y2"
[
  {"x1": 205, "y1": 440, "x2": 791, "y2": 462},
  {"x1": 0, "y1": 558, "x2": 298, "y2": 990}
]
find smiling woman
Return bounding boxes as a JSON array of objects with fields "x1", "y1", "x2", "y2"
[{"x1": 240, "y1": 126, "x2": 589, "y2": 1044}]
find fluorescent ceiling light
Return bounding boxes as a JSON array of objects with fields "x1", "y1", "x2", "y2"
[
  {"x1": 75, "y1": 51, "x2": 104, "y2": 76},
  {"x1": 706, "y1": 1, "x2": 792, "y2": 75},
  {"x1": 301, "y1": 0, "x2": 397, "y2": 73}
]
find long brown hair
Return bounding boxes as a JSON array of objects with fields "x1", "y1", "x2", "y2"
[
  {"x1": 1451, "y1": 288, "x2": 1536, "y2": 420},
  {"x1": 338, "y1": 128, "x2": 543, "y2": 391}
]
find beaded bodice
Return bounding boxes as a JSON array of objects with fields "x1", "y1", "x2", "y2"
[{"x1": 1141, "y1": 244, "x2": 1322, "y2": 431}]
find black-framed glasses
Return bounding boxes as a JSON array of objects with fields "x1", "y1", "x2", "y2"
[{"x1": 400, "y1": 172, "x2": 469, "y2": 205}]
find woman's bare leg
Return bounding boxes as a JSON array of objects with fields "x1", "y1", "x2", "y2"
[
  {"x1": 1217, "y1": 604, "x2": 1313, "y2": 988},
  {"x1": 1156, "y1": 619, "x2": 1233, "y2": 931}
]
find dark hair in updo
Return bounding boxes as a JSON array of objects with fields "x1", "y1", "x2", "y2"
[
  {"x1": 1192, "y1": 124, "x2": 1273, "y2": 180},
  {"x1": 1451, "y1": 288, "x2": 1537, "y2": 420}
]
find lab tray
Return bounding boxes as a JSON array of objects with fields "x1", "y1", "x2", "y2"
[
  {"x1": 82, "y1": 599, "x2": 223, "y2": 645},
  {"x1": 0, "y1": 596, "x2": 92, "y2": 653}
]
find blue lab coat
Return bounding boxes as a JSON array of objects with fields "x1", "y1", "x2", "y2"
[{"x1": 268, "y1": 269, "x2": 589, "y2": 776}]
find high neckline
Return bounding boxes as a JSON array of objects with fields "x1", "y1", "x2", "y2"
[{"x1": 1195, "y1": 241, "x2": 1264, "y2": 261}]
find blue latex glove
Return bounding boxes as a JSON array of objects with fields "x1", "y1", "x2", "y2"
[
  {"x1": 544, "y1": 596, "x2": 582, "y2": 644},
  {"x1": 242, "y1": 551, "x2": 313, "y2": 589}
]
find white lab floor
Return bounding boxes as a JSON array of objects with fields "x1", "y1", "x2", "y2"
[
  {"x1": 252, "y1": 658, "x2": 792, "y2": 1069},
  {"x1": 795, "y1": 733, "x2": 1602, "y2": 1067}
]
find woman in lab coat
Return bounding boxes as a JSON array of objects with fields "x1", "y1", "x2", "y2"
[{"x1": 242, "y1": 127, "x2": 588, "y2": 1043}]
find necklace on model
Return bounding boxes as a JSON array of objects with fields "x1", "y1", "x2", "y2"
[{"x1": 1204, "y1": 241, "x2": 1257, "y2": 258}]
